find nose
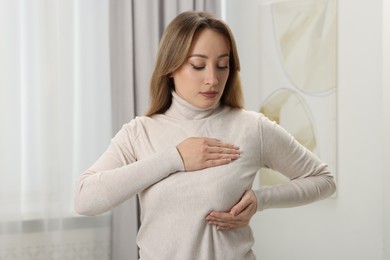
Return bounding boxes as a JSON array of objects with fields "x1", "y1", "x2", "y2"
[{"x1": 204, "y1": 67, "x2": 219, "y2": 86}]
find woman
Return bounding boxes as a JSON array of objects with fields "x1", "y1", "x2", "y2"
[{"x1": 75, "y1": 11, "x2": 336, "y2": 259}]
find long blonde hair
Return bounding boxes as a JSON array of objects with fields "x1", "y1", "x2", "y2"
[{"x1": 145, "y1": 11, "x2": 244, "y2": 116}]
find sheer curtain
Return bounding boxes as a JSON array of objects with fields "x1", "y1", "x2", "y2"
[{"x1": 0, "y1": 0, "x2": 112, "y2": 259}]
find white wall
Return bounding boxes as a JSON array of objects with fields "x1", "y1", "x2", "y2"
[
  {"x1": 383, "y1": 1, "x2": 390, "y2": 258},
  {"x1": 225, "y1": 0, "x2": 387, "y2": 259}
]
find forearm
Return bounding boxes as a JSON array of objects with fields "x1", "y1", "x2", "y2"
[
  {"x1": 74, "y1": 147, "x2": 184, "y2": 216},
  {"x1": 257, "y1": 115, "x2": 337, "y2": 211},
  {"x1": 255, "y1": 172, "x2": 336, "y2": 211}
]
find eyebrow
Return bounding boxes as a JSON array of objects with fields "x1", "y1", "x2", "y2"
[{"x1": 188, "y1": 53, "x2": 230, "y2": 59}]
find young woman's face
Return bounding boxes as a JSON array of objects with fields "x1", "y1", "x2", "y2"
[{"x1": 172, "y1": 28, "x2": 230, "y2": 109}]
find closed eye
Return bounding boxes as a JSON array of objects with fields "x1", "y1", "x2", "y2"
[
  {"x1": 217, "y1": 66, "x2": 229, "y2": 70},
  {"x1": 191, "y1": 64, "x2": 205, "y2": 70}
]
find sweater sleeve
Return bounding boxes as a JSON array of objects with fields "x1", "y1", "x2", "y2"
[
  {"x1": 74, "y1": 119, "x2": 185, "y2": 216},
  {"x1": 254, "y1": 115, "x2": 336, "y2": 211}
]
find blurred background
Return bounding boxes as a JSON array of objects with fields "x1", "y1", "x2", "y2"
[{"x1": 0, "y1": 0, "x2": 389, "y2": 259}]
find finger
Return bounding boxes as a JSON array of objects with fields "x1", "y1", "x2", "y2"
[
  {"x1": 207, "y1": 146, "x2": 241, "y2": 155},
  {"x1": 206, "y1": 211, "x2": 234, "y2": 221},
  {"x1": 209, "y1": 221, "x2": 246, "y2": 230},
  {"x1": 208, "y1": 215, "x2": 245, "y2": 225},
  {"x1": 206, "y1": 139, "x2": 240, "y2": 150},
  {"x1": 206, "y1": 213, "x2": 247, "y2": 230},
  {"x1": 231, "y1": 190, "x2": 257, "y2": 216},
  {"x1": 205, "y1": 152, "x2": 240, "y2": 161},
  {"x1": 208, "y1": 218, "x2": 241, "y2": 227},
  {"x1": 203, "y1": 158, "x2": 232, "y2": 168},
  {"x1": 216, "y1": 222, "x2": 235, "y2": 229},
  {"x1": 230, "y1": 199, "x2": 248, "y2": 217}
]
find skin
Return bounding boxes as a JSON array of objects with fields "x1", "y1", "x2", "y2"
[
  {"x1": 172, "y1": 28, "x2": 230, "y2": 109},
  {"x1": 174, "y1": 28, "x2": 257, "y2": 230},
  {"x1": 206, "y1": 190, "x2": 257, "y2": 230}
]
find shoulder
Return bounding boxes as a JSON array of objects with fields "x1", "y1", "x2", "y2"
[
  {"x1": 121, "y1": 115, "x2": 157, "y2": 127},
  {"x1": 120, "y1": 114, "x2": 168, "y2": 139},
  {"x1": 225, "y1": 108, "x2": 285, "y2": 139},
  {"x1": 115, "y1": 116, "x2": 149, "y2": 142},
  {"x1": 223, "y1": 106, "x2": 271, "y2": 123}
]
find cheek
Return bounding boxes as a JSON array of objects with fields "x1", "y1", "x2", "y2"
[
  {"x1": 220, "y1": 72, "x2": 230, "y2": 84},
  {"x1": 173, "y1": 72, "x2": 197, "y2": 94},
  {"x1": 175, "y1": 69, "x2": 199, "y2": 84}
]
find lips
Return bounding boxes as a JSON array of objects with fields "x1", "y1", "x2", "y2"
[{"x1": 200, "y1": 91, "x2": 218, "y2": 98}]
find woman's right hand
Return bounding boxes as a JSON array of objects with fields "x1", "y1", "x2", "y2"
[{"x1": 176, "y1": 137, "x2": 240, "y2": 171}]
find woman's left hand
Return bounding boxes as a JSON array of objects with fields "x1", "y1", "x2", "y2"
[{"x1": 206, "y1": 190, "x2": 257, "y2": 230}]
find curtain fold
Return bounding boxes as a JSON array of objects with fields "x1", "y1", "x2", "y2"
[
  {"x1": 1, "y1": 0, "x2": 112, "y2": 259},
  {"x1": 109, "y1": 1, "x2": 220, "y2": 259}
]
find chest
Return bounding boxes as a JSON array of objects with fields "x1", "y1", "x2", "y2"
[
  {"x1": 134, "y1": 115, "x2": 261, "y2": 165},
  {"x1": 140, "y1": 160, "x2": 253, "y2": 215},
  {"x1": 134, "y1": 115, "x2": 262, "y2": 214}
]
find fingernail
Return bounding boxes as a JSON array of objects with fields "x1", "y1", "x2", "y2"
[{"x1": 232, "y1": 154, "x2": 240, "y2": 160}]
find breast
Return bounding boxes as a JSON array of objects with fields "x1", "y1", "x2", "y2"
[
  {"x1": 139, "y1": 159, "x2": 256, "y2": 224},
  {"x1": 136, "y1": 109, "x2": 262, "y2": 220}
]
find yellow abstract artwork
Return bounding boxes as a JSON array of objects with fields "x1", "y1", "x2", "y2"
[{"x1": 258, "y1": 0, "x2": 337, "y2": 186}]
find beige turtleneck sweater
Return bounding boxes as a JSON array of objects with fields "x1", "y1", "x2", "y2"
[{"x1": 74, "y1": 91, "x2": 336, "y2": 260}]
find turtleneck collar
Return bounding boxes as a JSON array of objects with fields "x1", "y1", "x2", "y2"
[{"x1": 164, "y1": 91, "x2": 222, "y2": 120}]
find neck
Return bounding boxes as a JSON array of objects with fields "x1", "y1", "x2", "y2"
[{"x1": 164, "y1": 91, "x2": 221, "y2": 120}]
